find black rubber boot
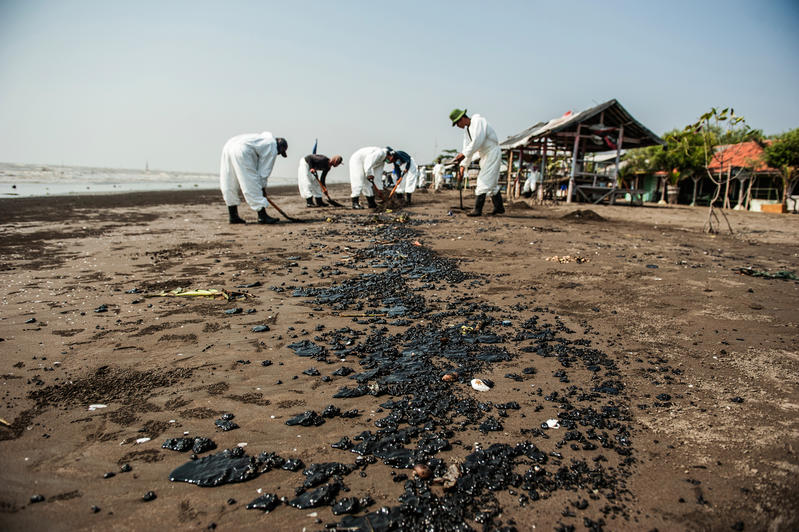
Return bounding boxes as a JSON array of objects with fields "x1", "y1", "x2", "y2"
[
  {"x1": 405, "y1": 193, "x2": 412, "y2": 205},
  {"x1": 306, "y1": 197, "x2": 315, "y2": 208},
  {"x1": 467, "y1": 194, "x2": 486, "y2": 217},
  {"x1": 257, "y1": 208, "x2": 279, "y2": 224},
  {"x1": 228, "y1": 205, "x2": 246, "y2": 224},
  {"x1": 315, "y1": 197, "x2": 327, "y2": 207},
  {"x1": 489, "y1": 192, "x2": 505, "y2": 215},
  {"x1": 352, "y1": 197, "x2": 363, "y2": 210},
  {"x1": 366, "y1": 196, "x2": 377, "y2": 209}
]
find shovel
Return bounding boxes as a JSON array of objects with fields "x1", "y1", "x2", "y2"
[
  {"x1": 264, "y1": 194, "x2": 304, "y2": 223},
  {"x1": 386, "y1": 169, "x2": 408, "y2": 201},
  {"x1": 311, "y1": 170, "x2": 344, "y2": 207},
  {"x1": 366, "y1": 176, "x2": 385, "y2": 202}
]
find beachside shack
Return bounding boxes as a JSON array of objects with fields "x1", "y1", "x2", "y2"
[
  {"x1": 500, "y1": 99, "x2": 664, "y2": 204},
  {"x1": 704, "y1": 141, "x2": 784, "y2": 212}
]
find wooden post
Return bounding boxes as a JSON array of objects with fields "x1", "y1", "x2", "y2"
[
  {"x1": 723, "y1": 166, "x2": 732, "y2": 209},
  {"x1": 537, "y1": 138, "x2": 546, "y2": 202},
  {"x1": 612, "y1": 123, "x2": 624, "y2": 190},
  {"x1": 734, "y1": 174, "x2": 747, "y2": 210},
  {"x1": 567, "y1": 124, "x2": 581, "y2": 203},
  {"x1": 507, "y1": 150, "x2": 515, "y2": 198}
]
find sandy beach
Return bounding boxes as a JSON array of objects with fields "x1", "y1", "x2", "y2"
[{"x1": 1, "y1": 185, "x2": 797, "y2": 531}]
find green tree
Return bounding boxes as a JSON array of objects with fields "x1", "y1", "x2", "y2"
[
  {"x1": 763, "y1": 128, "x2": 799, "y2": 208},
  {"x1": 622, "y1": 129, "x2": 706, "y2": 205},
  {"x1": 434, "y1": 149, "x2": 458, "y2": 164},
  {"x1": 651, "y1": 129, "x2": 706, "y2": 204},
  {"x1": 684, "y1": 107, "x2": 753, "y2": 233}
]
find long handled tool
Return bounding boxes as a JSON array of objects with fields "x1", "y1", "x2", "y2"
[
  {"x1": 366, "y1": 176, "x2": 385, "y2": 201},
  {"x1": 386, "y1": 169, "x2": 408, "y2": 201},
  {"x1": 264, "y1": 194, "x2": 303, "y2": 222},
  {"x1": 311, "y1": 170, "x2": 344, "y2": 207},
  {"x1": 457, "y1": 166, "x2": 465, "y2": 210}
]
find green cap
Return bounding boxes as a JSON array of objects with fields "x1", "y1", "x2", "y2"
[{"x1": 449, "y1": 108, "x2": 467, "y2": 126}]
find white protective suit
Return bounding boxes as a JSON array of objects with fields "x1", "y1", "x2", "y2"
[
  {"x1": 297, "y1": 157, "x2": 323, "y2": 199},
  {"x1": 432, "y1": 163, "x2": 444, "y2": 191},
  {"x1": 394, "y1": 156, "x2": 420, "y2": 194},
  {"x1": 349, "y1": 147, "x2": 387, "y2": 198},
  {"x1": 523, "y1": 168, "x2": 541, "y2": 195},
  {"x1": 460, "y1": 114, "x2": 501, "y2": 196},
  {"x1": 220, "y1": 132, "x2": 279, "y2": 211}
]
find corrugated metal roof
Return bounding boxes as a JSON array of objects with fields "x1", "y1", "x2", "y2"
[{"x1": 500, "y1": 99, "x2": 664, "y2": 152}]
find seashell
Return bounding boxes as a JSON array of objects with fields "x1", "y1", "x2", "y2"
[
  {"x1": 413, "y1": 464, "x2": 432, "y2": 479},
  {"x1": 471, "y1": 378, "x2": 492, "y2": 392},
  {"x1": 442, "y1": 373, "x2": 458, "y2": 382}
]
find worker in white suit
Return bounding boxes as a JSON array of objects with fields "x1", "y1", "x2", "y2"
[
  {"x1": 523, "y1": 163, "x2": 541, "y2": 198},
  {"x1": 298, "y1": 154, "x2": 342, "y2": 207},
  {"x1": 348, "y1": 146, "x2": 388, "y2": 209},
  {"x1": 432, "y1": 162, "x2": 444, "y2": 192},
  {"x1": 220, "y1": 132, "x2": 287, "y2": 224},
  {"x1": 449, "y1": 109, "x2": 503, "y2": 216},
  {"x1": 386, "y1": 149, "x2": 419, "y2": 204}
]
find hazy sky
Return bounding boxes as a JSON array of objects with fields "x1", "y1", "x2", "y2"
[{"x1": 1, "y1": 0, "x2": 797, "y2": 176}]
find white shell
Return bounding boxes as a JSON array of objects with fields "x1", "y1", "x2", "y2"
[
  {"x1": 471, "y1": 379, "x2": 491, "y2": 392},
  {"x1": 546, "y1": 419, "x2": 560, "y2": 429}
]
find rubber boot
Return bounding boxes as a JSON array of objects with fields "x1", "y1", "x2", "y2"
[
  {"x1": 315, "y1": 197, "x2": 327, "y2": 207},
  {"x1": 306, "y1": 197, "x2": 316, "y2": 208},
  {"x1": 489, "y1": 192, "x2": 505, "y2": 215},
  {"x1": 228, "y1": 205, "x2": 246, "y2": 224},
  {"x1": 467, "y1": 194, "x2": 486, "y2": 217},
  {"x1": 366, "y1": 195, "x2": 377, "y2": 209},
  {"x1": 405, "y1": 193, "x2": 412, "y2": 205},
  {"x1": 257, "y1": 207, "x2": 279, "y2": 224},
  {"x1": 352, "y1": 197, "x2": 363, "y2": 210}
]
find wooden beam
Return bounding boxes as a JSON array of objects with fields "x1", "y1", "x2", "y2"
[
  {"x1": 612, "y1": 123, "x2": 624, "y2": 190},
  {"x1": 507, "y1": 150, "x2": 515, "y2": 198},
  {"x1": 567, "y1": 124, "x2": 581, "y2": 204}
]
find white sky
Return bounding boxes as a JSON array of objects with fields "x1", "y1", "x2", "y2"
[{"x1": 1, "y1": 0, "x2": 797, "y2": 176}]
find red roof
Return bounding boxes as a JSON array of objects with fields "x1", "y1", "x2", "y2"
[{"x1": 708, "y1": 141, "x2": 775, "y2": 172}]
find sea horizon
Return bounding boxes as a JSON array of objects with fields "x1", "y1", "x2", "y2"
[{"x1": 0, "y1": 161, "x2": 346, "y2": 198}]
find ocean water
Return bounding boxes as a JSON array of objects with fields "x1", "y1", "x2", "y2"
[{"x1": 0, "y1": 162, "x2": 302, "y2": 198}]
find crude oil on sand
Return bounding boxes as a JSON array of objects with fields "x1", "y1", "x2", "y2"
[{"x1": 1, "y1": 186, "x2": 797, "y2": 531}]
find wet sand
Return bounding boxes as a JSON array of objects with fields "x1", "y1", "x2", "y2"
[{"x1": 1, "y1": 185, "x2": 797, "y2": 531}]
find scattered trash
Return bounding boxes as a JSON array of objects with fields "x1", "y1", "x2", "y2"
[
  {"x1": 135, "y1": 437, "x2": 151, "y2": 444},
  {"x1": 146, "y1": 288, "x2": 252, "y2": 300},
  {"x1": 732, "y1": 267, "x2": 797, "y2": 280},
  {"x1": 545, "y1": 255, "x2": 590, "y2": 264},
  {"x1": 88, "y1": 404, "x2": 107, "y2": 411}
]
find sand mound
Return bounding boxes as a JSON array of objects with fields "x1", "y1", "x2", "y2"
[{"x1": 561, "y1": 209, "x2": 605, "y2": 221}]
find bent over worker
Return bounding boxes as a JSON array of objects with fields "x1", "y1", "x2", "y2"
[
  {"x1": 449, "y1": 109, "x2": 504, "y2": 217},
  {"x1": 348, "y1": 146, "x2": 388, "y2": 209},
  {"x1": 432, "y1": 162, "x2": 444, "y2": 192},
  {"x1": 220, "y1": 132, "x2": 287, "y2": 224},
  {"x1": 386, "y1": 148, "x2": 419, "y2": 204},
  {"x1": 298, "y1": 154, "x2": 343, "y2": 207}
]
